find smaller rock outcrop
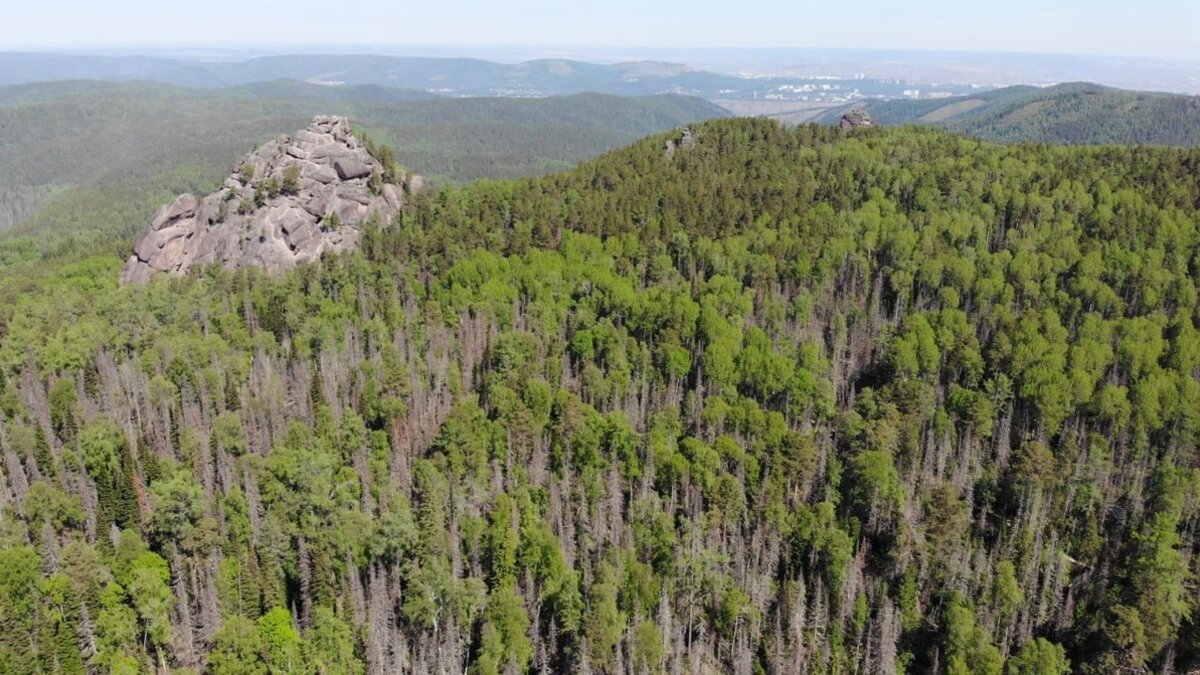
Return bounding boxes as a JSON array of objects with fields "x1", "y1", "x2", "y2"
[
  {"x1": 121, "y1": 115, "x2": 416, "y2": 284},
  {"x1": 664, "y1": 126, "x2": 695, "y2": 157},
  {"x1": 839, "y1": 108, "x2": 874, "y2": 129}
]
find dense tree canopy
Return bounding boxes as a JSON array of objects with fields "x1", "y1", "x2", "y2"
[{"x1": 2, "y1": 118, "x2": 1200, "y2": 673}]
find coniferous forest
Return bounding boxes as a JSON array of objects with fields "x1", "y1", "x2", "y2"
[{"x1": 4, "y1": 117, "x2": 1200, "y2": 674}]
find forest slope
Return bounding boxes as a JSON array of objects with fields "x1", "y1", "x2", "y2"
[
  {"x1": 814, "y1": 82, "x2": 1200, "y2": 145},
  {"x1": 1, "y1": 119, "x2": 1200, "y2": 674},
  {"x1": 0, "y1": 80, "x2": 727, "y2": 261}
]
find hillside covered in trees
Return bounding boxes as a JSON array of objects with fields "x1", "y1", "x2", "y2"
[
  {"x1": 815, "y1": 82, "x2": 1200, "y2": 146},
  {"x1": 0, "y1": 80, "x2": 727, "y2": 262},
  {"x1": 2, "y1": 118, "x2": 1200, "y2": 674}
]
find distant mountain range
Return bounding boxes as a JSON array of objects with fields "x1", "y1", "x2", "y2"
[
  {"x1": 0, "y1": 51, "x2": 980, "y2": 100},
  {"x1": 813, "y1": 82, "x2": 1200, "y2": 146},
  {"x1": 7, "y1": 52, "x2": 1196, "y2": 148}
]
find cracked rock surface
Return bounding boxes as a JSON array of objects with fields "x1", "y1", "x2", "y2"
[{"x1": 121, "y1": 115, "x2": 414, "y2": 284}]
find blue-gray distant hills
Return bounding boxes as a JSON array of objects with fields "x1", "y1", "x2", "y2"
[
  {"x1": 0, "y1": 51, "x2": 976, "y2": 99},
  {"x1": 0, "y1": 52, "x2": 772, "y2": 95}
]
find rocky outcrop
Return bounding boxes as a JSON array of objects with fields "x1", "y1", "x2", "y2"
[
  {"x1": 839, "y1": 108, "x2": 873, "y2": 129},
  {"x1": 664, "y1": 126, "x2": 695, "y2": 157},
  {"x1": 121, "y1": 115, "x2": 415, "y2": 284}
]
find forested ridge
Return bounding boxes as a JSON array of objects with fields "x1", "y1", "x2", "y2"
[
  {"x1": 0, "y1": 81, "x2": 726, "y2": 262},
  {"x1": 816, "y1": 82, "x2": 1200, "y2": 147},
  {"x1": 2, "y1": 117, "x2": 1200, "y2": 673}
]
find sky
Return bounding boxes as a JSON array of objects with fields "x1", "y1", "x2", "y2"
[{"x1": 3, "y1": 0, "x2": 1198, "y2": 61}]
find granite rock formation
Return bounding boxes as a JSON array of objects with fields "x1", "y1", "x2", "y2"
[
  {"x1": 664, "y1": 126, "x2": 695, "y2": 157},
  {"x1": 121, "y1": 115, "x2": 413, "y2": 284},
  {"x1": 839, "y1": 108, "x2": 874, "y2": 129}
]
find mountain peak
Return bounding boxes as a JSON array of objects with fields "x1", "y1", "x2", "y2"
[{"x1": 120, "y1": 115, "x2": 416, "y2": 284}]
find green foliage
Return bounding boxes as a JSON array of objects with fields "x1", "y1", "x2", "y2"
[
  {"x1": 306, "y1": 608, "x2": 362, "y2": 675},
  {"x1": 125, "y1": 551, "x2": 174, "y2": 652},
  {"x1": 1127, "y1": 464, "x2": 1195, "y2": 657},
  {"x1": 49, "y1": 377, "x2": 77, "y2": 439},
  {"x1": 24, "y1": 481, "x2": 84, "y2": 535},
  {"x1": 208, "y1": 615, "x2": 269, "y2": 675},
  {"x1": 0, "y1": 547, "x2": 40, "y2": 673},
  {"x1": 79, "y1": 418, "x2": 122, "y2": 480},
  {"x1": 794, "y1": 502, "x2": 854, "y2": 592},
  {"x1": 94, "y1": 582, "x2": 141, "y2": 672},
  {"x1": 1006, "y1": 637, "x2": 1071, "y2": 675},
  {"x1": 631, "y1": 619, "x2": 664, "y2": 674},
  {"x1": 147, "y1": 465, "x2": 206, "y2": 549},
  {"x1": 2, "y1": 117, "x2": 1200, "y2": 674},
  {"x1": 258, "y1": 607, "x2": 302, "y2": 672},
  {"x1": 944, "y1": 597, "x2": 1003, "y2": 675},
  {"x1": 992, "y1": 560, "x2": 1022, "y2": 620},
  {"x1": 584, "y1": 561, "x2": 626, "y2": 672},
  {"x1": 476, "y1": 584, "x2": 532, "y2": 675},
  {"x1": 847, "y1": 449, "x2": 905, "y2": 531},
  {"x1": 281, "y1": 164, "x2": 300, "y2": 196}
]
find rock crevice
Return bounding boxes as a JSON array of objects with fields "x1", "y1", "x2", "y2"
[{"x1": 121, "y1": 115, "x2": 414, "y2": 284}]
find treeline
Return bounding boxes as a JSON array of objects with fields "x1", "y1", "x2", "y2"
[{"x1": 1, "y1": 118, "x2": 1200, "y2": 673}]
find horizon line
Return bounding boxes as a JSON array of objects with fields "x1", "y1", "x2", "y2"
[{"x1": 3, "y1": 44, "x2": 1199, "y2": 65}]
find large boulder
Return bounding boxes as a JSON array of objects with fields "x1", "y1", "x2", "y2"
[
  {"x1": 121, "y1": 115, "x2": 420, "y2": 284},
  {"x1": 334, "y1": 158, "x2": 372, "y2": 180},
  {"x1": 151, "y1": 194, "x2": 197, "y2": 230}
]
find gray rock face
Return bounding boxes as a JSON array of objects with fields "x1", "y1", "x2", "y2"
[
  {"x1": 334, "y1": 158, "x2": 372, "y2": 180},
  {"x1": 664, "y1": 126, "x2": 695, "y2": 157},
  {"x1": 839, "y1": 109, "x2": 874, "y2": 129},
  {"x1": 121, "y1": 115, "x2": 417, "y2": 285}
]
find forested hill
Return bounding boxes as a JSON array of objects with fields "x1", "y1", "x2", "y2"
[
  {"x1": 815, "y1": 82, "x2": 1200, "y2": 145},
  {"x1": 0, "y1": 80, "x2": 727, "y2": 262},
  {"x1": 4, "y1": 118, "x2": 1200, "y2": 674}
]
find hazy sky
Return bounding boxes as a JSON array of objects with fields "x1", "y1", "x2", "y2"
[{"x1": 4, "y1": 0, "x2": 1198, "y2": 60}]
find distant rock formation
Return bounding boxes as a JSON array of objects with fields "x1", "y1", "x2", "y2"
[
  {"x1": 664, "y1": 126, "x2": 695, "y2": 157},
  {"x1": 121, "y1": 115, "x2": 416, "y2": 284},
  {"x1": 839, "y1": 108, "x2": 874, "y2": 129}
]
